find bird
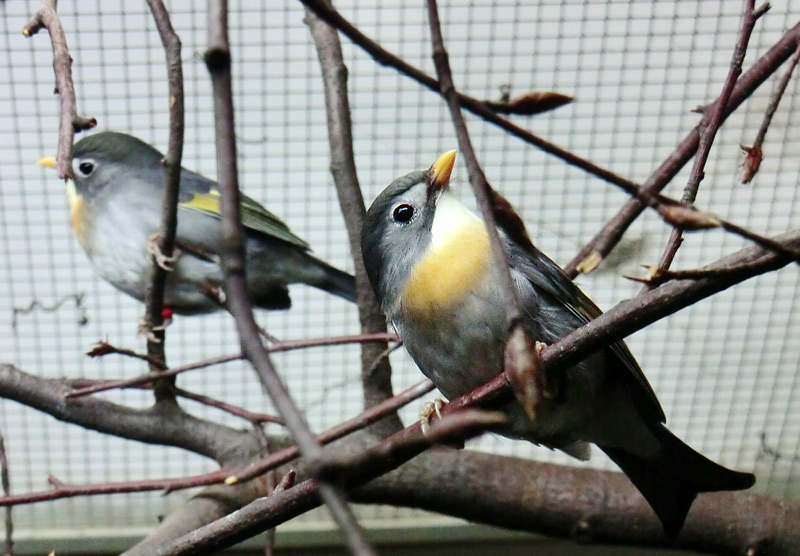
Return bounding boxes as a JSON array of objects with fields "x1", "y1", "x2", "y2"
[
  {"x1": 361, "y1": 150, "x2": 755, "y2": 536},
  {"x1": 39, "y1": 131, "x2": 356, "y2": 315}
]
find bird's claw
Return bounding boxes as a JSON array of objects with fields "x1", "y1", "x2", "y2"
[
  {"x1": 137, "y1": 311, "x2": 173, "y2": 342},
  {"x1": 147, "y1": 234, "x2": 181, "y2": 271},
  {"x1": 419, "y1": 398, "x2": 446, "y2": 436}
]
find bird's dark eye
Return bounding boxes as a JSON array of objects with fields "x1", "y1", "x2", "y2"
[
  {"x1": 392, "y1": 204, "x2": 415, "y2": 225},
  {"x1": 77, "y1": 160, "x2": 95, "y2": 176}
]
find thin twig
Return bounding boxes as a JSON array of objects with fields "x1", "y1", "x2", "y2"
[
  {"x1": 86, "y1": 341, "x2": 168, "y2": 371},
  {"x1": 425, "y1": 0, "x2": 521, "y2": 326},
  {"x1": 23, "y1": 0, "x2": 96, "y2": 179},
  {"x1": 741, "y1": 42, "x2": 800, "y2": 183},
  {"x1": 298, "y1": 0, "x2": 645, "y2": 206},
  {"x1": 250, "y1": 427, "x2": 277, "y2": 556},
  {"x1": 304, "y1": 3, "x2": 398, "y2": 417},
  {"x1": 204, "y1": 3, "x2": 374, "y2": 554},
  {"x1": 647, "y1": 0, "x2": 768, "y2": 287},
  {"x1": 143, "y1": 0, "x2": 185, "y2": 401},
  {"x1": 625, "y1": 261, "x2": 772, "y2": 287},
  {"x1": 0, "y1": 428, "x2": 13, "y2": 556},
  {"x1": 172, "y1": 388, "x2": 285, "y2": 425},
  {"x1": 67, "y1": 332, "x2": 398, "y2": 399},
  {"x1": 565, "y1": 21, "x2": 800, "y2": 277}
]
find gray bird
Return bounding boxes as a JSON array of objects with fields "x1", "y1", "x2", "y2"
[
  {"x1": 361, "y1": 150, "x2": 754, "y2": 536},
  {"x1": 39, "y1": 131, "x2": 355, "y2": 314}
]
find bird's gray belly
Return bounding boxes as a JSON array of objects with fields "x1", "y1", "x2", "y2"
[
  {"x1": 393, "y1": 282, "x2": 616, "y2": 447},
  {"x1": 394, "y1": 291, "x2": 507, "y2": 401}
]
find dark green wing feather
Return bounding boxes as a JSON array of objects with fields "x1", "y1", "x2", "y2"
[
  {"x1": 511, "y1": 243, "x2": 666, "y2": 424},
  {"x1": 177, "y1": 169, "x2": 309, "y2": 250}
]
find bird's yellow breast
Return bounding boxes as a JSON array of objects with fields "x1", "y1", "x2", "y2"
[
  {"x1": 402, "y1": 218, "x2": 491, "y2": 321},
  {"x1": 66, "y1": 180, "x2": 90, "y2": 250}
]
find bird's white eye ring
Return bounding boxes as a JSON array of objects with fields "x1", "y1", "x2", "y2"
[
  {"x1": 74, "y1": 159, "x2": 95, "y2": 177},
  {"x1": 392, "y1": 203, "x2": 415, "y2": 225}
]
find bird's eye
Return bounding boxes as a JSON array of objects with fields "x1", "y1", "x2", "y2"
[
  {"x1": 392, "y1": 204, "x2": 415, "y2": 225},
  {"x1": 76, "y1": 160, "x2": 95, "y2": 176}
]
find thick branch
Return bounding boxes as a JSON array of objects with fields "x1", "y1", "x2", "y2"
[
  {"x1": 356, "y1": 450, "x2": 799, "y2": 555},
  {"x1": 304, "y1": 3, "x2": 398, "y2": 420},
  {"x1": 0, "y1": 363, "x2": 250, "y2": 463}
]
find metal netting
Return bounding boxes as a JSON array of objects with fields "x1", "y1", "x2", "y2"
[{"x1": 0, "y1": 0, "x2": 798, "y2": 542}]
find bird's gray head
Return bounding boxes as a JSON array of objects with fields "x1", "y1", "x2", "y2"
[
  {"x1": 70, "y1": 131, "x2": 164, "y2": 199},
  {"x1": 361, "y1": 151, "x2": 456, "y2": 311}
]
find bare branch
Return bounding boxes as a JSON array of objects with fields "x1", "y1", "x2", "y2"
[
  {"x1": 23, "y1": 0, "x2": 96, "y2": 179},
  {"x1": 143, "y1": 0, "x2": 186, "y2": 400},
  {"x1": 298, "y1": 0, "x2": 642, "y2": 213},
  {"x1": 0, "y1": 379, "x2": 431, "y2": 508},
  {"x1": 0, "y1": 428, "x2": 13, "y2": 556},
  {"x1": 0, "y1": 363, "x2": 251, "y2": 464},
  {"x1": 204, "y1": 4, "x2": 374, "y2": 552},
  {"x1": 87, "y1": 341, "x2": 168, "y2": 370},
  {"x1": 304, "y1": 2, "x2": 398, "y2": 420},
  {"x1": 67, "y1": 332, "x2": 397, "y2": 399},
  {"x1": 741, "y1": 42, "x2": 800, "y2": 183},
  {"x1": 172, "y1": 388, "x2": 285, "y2": 425},
  {"x1": 649, "y1": 0, "x2": 768, "y2": 286},
  {"x1": 566, "y1": 21, "x2": 800, "y2": 277}
]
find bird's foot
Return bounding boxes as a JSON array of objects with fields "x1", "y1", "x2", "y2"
[
  {"x1": 419, "y1": 397, "x2": 446, "y2": 436},
  {"x1": 147, "y1": 234, "x2": 181, "y2": 271},
  {"x1": 137, "y1": 308, "x2": 174, "y2": 342}
]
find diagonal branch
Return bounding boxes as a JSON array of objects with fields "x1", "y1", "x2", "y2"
[
  {"x1": 425, "y1": 0, "x2": 521, "y2": 327},
  {"x1": 204, "y1": 2, "x2": 375, "y2": 554},
  {"x1": 304, "y1": 2, "x2": 398, "y2": 420},
  {"x1": 298, "y1": 0, "x2": 641, "y2": 201},
  {"x1": 566, "y1": 20, "x2": 800, "y2": 277}
]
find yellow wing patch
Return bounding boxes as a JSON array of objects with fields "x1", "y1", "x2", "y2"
[
  {"x1": 402, "y1": 221, "x2": 491, "y2": 320},
  {"x1": 181, "y1": 190, "x2": 221, "y2": 214}
]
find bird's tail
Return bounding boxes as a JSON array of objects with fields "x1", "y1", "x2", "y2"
[
  {"x1": 599, "y1": 425, "x2": 755, "y2": 537},
  {"x1": 300, "y1": 254, "x2": 357, "y2": 303}
]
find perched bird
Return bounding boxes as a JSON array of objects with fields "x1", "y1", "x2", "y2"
[
  {"x1": 361, "y1": 151, "x2": 754, "y2": 536},
  {"x1": 39, "y1": 131, "x2": 355, "y2": 315}
]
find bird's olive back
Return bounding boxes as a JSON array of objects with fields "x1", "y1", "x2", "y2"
[{"x1": 361, "y1": 170, "x2": 438, "y2": 310}]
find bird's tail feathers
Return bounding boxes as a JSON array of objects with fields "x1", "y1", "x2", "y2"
[
  {"x1": 301, "y1": 254, "x2": 357, "y2": 303},
  {"x1": 600, "y1": 425, "x2": 754, "y2": 537}
]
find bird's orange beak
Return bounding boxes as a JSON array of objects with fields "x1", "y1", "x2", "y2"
[
  {"x1": 38, "y1": 156, "x2": 58, "y2": 169},
  {"x1": 429, "y1": 150, "x2": 456, "y2": 189}
]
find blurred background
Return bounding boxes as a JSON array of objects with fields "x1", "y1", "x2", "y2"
[{"x1": 0, "y1": 0, "x2": 798, "y2": 553}]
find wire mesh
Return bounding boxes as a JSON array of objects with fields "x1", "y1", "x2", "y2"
[{"x1": 0, "y1": 0, "x2": 798, "y2": 541}]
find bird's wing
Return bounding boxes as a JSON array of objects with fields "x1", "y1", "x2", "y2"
[
  {"x1": 177, "y1": 170, "x2": 310, "y2": 250},
  {"x1": 510, "y1": 243, "x2": 666, "y2": 424}
]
